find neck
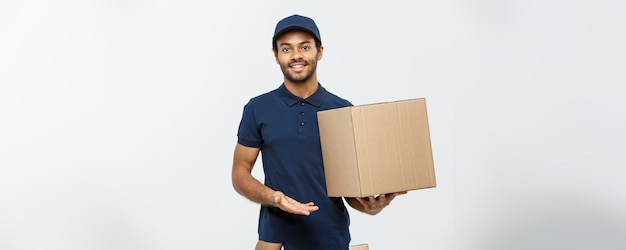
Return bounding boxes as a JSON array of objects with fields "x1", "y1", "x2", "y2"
[{"x1": 284, "y1": 77, "x2": 319, "y2": 99}]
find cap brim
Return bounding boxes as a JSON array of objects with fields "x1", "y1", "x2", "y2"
[{"x1": 273, "y1": 26, "x2": 320, "y2": 43}]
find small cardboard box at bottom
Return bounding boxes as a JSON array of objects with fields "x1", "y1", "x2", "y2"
[
  {"x1": 317, "y1": 98, "x2": 436, "y2": 197},
  {"x1": 350, "y1": 244, "x2": 369, "y2": 250}
]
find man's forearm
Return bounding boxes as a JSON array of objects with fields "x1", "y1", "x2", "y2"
[{"x1": 232, "y1": 168, "x2": 275, "y2": 206}]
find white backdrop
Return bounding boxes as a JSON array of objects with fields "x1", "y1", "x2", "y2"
[{"x1": 1, "y1": 1, "x2": 625, "y2": 249}]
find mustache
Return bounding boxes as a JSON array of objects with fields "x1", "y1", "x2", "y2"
[{"x1": 289, "y1": 60, "x2": 309, "y2": 66}]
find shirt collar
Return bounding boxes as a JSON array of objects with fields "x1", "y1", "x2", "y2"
[{"x1": 278, "y1": 83, "x2": 325, "y2": 108}]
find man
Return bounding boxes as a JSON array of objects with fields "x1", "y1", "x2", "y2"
[{"x1": 232, "y1": 14, "x2": 404, "y2": 250}]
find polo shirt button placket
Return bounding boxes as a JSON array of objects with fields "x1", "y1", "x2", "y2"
[{"x1": 298, "y1": 101, "x2": 306, "y2": 133}]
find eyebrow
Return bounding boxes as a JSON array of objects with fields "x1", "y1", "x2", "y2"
[{"x1": 278, "y1": 40, "x2": 313, "y2": 47}]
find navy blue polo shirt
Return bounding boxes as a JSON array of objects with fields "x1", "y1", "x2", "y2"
[{"x1": 237, "y1": 83, "x2": 353, "y2": 250}]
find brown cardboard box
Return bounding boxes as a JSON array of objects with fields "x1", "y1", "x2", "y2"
[
  {"x1": 349, "y1": 244, "x2": 369, "y2": 250},
  {"x1": 318, "y1": 98, "x2": 436, "y2": 197}
]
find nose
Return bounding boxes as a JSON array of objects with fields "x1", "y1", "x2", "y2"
[{"x1": 291, "y1": 49, "x2": 304, "y2": 60}]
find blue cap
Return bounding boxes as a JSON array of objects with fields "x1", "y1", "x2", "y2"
[{"x1": 272, "y1": 14, "x2": 321, "y2": 48}]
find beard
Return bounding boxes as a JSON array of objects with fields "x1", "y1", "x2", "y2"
[{"x1": 279, "y1": 57, "x2": 318, "y2": 84}]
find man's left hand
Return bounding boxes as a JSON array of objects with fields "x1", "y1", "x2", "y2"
[{"x1": 350, "y1": 191, "x2": 407, "y2": 215}]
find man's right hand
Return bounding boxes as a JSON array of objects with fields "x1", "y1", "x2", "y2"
[{"x1": 272, "y1": 191, "x2": 319, "y2": 216}]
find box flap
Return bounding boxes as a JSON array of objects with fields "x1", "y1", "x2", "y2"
[{"x1": 318, "y1": 107, "x2": 361, "y2": 197}]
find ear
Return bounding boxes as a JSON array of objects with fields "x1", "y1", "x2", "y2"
[{"x1": 317, "y1": 45, "x2": 324, "y2": 61}]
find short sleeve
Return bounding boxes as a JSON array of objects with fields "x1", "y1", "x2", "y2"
[{"x1": 236, "y1": 101, "x2": 262, "y2": 148}]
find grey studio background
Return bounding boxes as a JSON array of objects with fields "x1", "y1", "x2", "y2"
[{"x1": 1, "y1": 0, "x2": 625, "y2": 249}]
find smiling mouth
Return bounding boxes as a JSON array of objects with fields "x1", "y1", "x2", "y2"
[{"x1": 290, "y1": 63, "x2": 307, "y2": 71}]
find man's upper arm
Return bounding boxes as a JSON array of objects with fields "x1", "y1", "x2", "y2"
[
  {"x1": 232, "y1": 143, "x2": 269, "y2": 203},
  {"x1": 232, "y1": 143, "x2": 260, "y2": 173}
]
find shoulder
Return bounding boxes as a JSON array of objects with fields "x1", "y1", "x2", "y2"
[
  {"x1": 321, "y1": 87, "x2": 352, "y2": 108},
  {"x1": 245, "y1": 88, "x2": 280, "y2": 107}
]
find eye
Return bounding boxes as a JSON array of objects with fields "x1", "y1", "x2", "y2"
[
  {"x1": 282, "y1": 48, "x2": 291, "y2": 53},
  {"x1": 302, "y1": 46, "x2": 309, "y2": 51}
]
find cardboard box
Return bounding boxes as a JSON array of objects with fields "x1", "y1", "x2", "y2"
[
  {"x1": 349, "y1": 244, "x2": 369, "y2": 250},
  {"x1": 318, "y1": 98, "x2": 436, "y2": 197}
]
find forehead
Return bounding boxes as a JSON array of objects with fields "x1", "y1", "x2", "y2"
[{"x1": 275, "y1": 30, "x2": 316, "y2": 46}]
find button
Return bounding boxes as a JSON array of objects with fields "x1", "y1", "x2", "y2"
[
  {"x1": 300, "y1": 122, "x2": 305, "y2": 126},
  {"x1": 300, "y1": 102, "x2": 305, "y2": 106},
  {"x1": 300, "y1": 112, "x2": 305, "y2": 116}
]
